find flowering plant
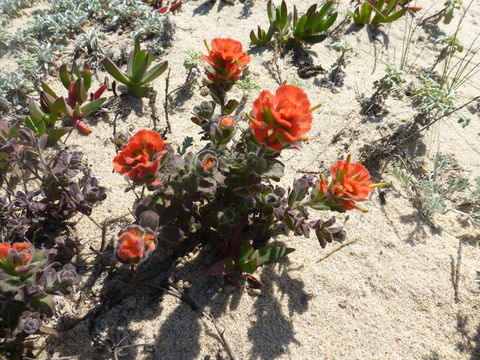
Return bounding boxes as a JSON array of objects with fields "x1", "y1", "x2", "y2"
[{"x1": 112, "y1": 38, "x2": 383, "y2": 286}]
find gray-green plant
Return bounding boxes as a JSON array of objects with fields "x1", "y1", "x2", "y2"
[
  {"x1": 360, "y1": 60, "x2": 405, "y2": 115},
  {"x1": 235, "y1": 75, "x2": 260, "y2": 98},
  {"x1": 0, "y1": 72, "x2": 35, "y2": 113},
  {"x1": 133, "y1": 11, "x2": 166, "y2": 39},
  {"x1": 103, "y1": 0, "x2": 149, "y2": 28},
  {"x1": 0, "y1": 0, "x2": 37, "y2": 25},
  {"x1": 391, "y1": 153, "x2": 479, "y2": 225},
  {"x1": 183, "y1": 50, "x2": 202, "y2": 71},
  {"x1": 415, "y1": 75, "x2": 470, "y2": 127},
  {"x1": 26, "y1": 43, "x2": 63, "y2": 74},
  {"x1": 71, "y1": 30, "x2": 110, "y2": 66},
  {"x1": 443, "y1": 0, "x2": 463, "y2": 24},
  {"x1": 30, "y1": 10, "x2": 89, "y2": 43}
]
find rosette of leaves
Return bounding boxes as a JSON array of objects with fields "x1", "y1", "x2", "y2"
[
  {"x1": 250, "y1": 1, "x2": 337, "y2": 46},
  {"x1": 353, "y1": 0, "x2": 416, "y2": 25},
  {"x1": 292, "y1": 2, "x2": 338, "y2": 44},
  {"x1": 250, "y1": 0, "x2": 288, "y2": 46},
  {"x1": 0, "y1": 247, "x2": 79, "y2": 358},
  {"x1": 103, "y1": 38, "x2": 168, "y2": 98},
  {"x1": 33, "y1": 62, "x2": 107, "y2": 136}
]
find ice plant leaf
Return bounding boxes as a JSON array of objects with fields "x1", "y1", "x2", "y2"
[
  {"x1": 80, "y1": 98, "x2": 106, "y2": 117},
  {"x1": 59, "y1": 64, "x2": 71, "y2": 89},
  {"x1": 253, "y1": 247, "x2": 295, "y2": 266},
  {"x1": 140, "y1": 61, "x2": 168, "y2": 85},
  {"x1": 103, "y1": 58, "x2": 131, "y2": 86}
]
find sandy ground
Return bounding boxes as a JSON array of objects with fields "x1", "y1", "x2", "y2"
[{"x1": 2, "y1": 0, "x2": 480, "y2": 359}]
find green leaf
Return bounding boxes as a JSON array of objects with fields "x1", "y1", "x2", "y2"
[
  {"x1": 238, "y1": 243, "x2": 255, "y2": 263},
  {"x1": 277, "y1": 0, "x2": 288, "y2": 29},
  {"x1": 294, "y1": 14, "x2": 308, "y2": 36},
  {"x1": 140, "y1": 61, "x2": 168, "y2": 85},
  {"x1": 131, "y1": 50, "x2": 150, "y2": 84},
  {"x1": 40, "y1": 81, "x2": 57, "y2": 98},
  {"x1": 47, "y1": 127, "x2": 70, "y2": 145},
  {"x1": 267, "y1": 0, "x2": 274, "y2": 21},
  {"x1": 29, "y1": 98, "x2": 46, "y2": 120},
  {"x1": 382, "y1": 8, "x2": 407, "y2": 24},
  {"x1": 310, "y1": 201, "x2": 331, "y2": 210},
  {"x1": 262, "y1": 160, "x2": 284, "y2": 181},
  {"x1": 318, "y1": 1, "x2": 333, "y2": 19},
  {"x1": 315, "y1": 12, "x2": 337, "y2": 33},
  {"x1": 253, "y1": 247, "x2": 295, "y2": 267},
  {"x1": 238, "y1": 258, "x2": 257, "y2": 274},
  {"x1": 28, "y1": 295, "x2": 55, "y2": 317},
  {"x1": 44, "y1": 111, "x2": 58, "y2": 128},
  {"x1": 306, "y1": 4, "x2": 317, "y2": 18},
  {"x1": 250, "y1": 29, "x2": 261, "y2": 46},
  {"x1": 223, "y1": 99, "x2": 239, "y2": 115},
  {"x1": 59, "y1": 64, "x2": 71, "y2": 89},
  {"x1": 80, "y1": 98, "x2": 106, "y2": 116},
  {"x1": 302, "y1": 34, "x2": 328, "y2": 44},
  {"x1": 82, "y1": 64, "x2": 92, "y2": 92},
  {"x1": 103, "y1": 57, "x2": 131, "y2": 86},
  {"x1": 52, "y1": 97, "x2": 73, "y2": 117}
]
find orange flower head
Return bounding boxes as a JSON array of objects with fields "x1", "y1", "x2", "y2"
[
  {"x1": 12, "y1": 242, "x2": 33, "y2": 265},
  {"x1": 250, "y1": 85, "x2": 313, "y2": 151},
  {"x1": 202, "y1": 38, "x2": 250, "y2": 83},
  {"x1": 329, "y1": 155, "x2": 373, "y2": 210},
  {"x1": 113, "y1": 130, "x2": 167, "y2": 185},
  {"x1": 199, "y1": 152, "x2": 217, "y2": 171},
  {"x1": 0, "y1": 243, "x2": 10, "y2": 259},
  {"x1": 116, "y1": 225, "x2": 157, "y2": 264},
  {"x1": 219, "y1": 116, "x2": 234, "y2": 129}
]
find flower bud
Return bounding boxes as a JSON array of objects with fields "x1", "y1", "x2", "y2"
[
  {"x1": 115, "y1": 225, "x2": 157, "y2": 264},
  {"x1": 241, "y1": 195, "x2": 257, "y2": 211},
  {"x1": 193, "y1": 101, "x2": 216, "y2": 119},
  {"x1": 265, "y1": 193, "x2": 281, "y2": 208},
  {"x1": 15, "y1": 312, "x2": 42, "y2": 335}
]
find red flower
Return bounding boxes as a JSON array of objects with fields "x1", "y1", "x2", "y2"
[
  {"x1": 12, "y1": 242, "x2": 33, "y2": 265},
  {"x1": 329, "y1": 155, "x2": 373, "y2": 210},
  {"x1": 250, "y1": 85, "x2": 313, "y2": 151},
  {"x1": 202, "y1": 38, "x2": 250, "y2": 83},
  {"x1": 0, "y1": 243, "x2": 10, "y2": 259},
  {"x1": 115, "y1": 225, "x2": 157, "y2": 264},
  {"x1": 113, "y1": 130, "x2": 167, "y2": 185}
]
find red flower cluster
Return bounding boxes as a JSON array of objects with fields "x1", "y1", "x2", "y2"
[
  {"x1": 250, "y1": 85, "x2": 313, "y2": 151},
  {"x1": 316, "y1": 155, "x2": 374, "y2": 211},
  {"x1": 115, "y1": 225, "x2": 157, "y2": 264},
  {"x1": 113, "y1": 130, "x2": 167, "y2": 185},
  {"x1": 202, "y1": 38, "x2": 250, "y2": 83},
  {"x1": 0, "y1": 242, "x2": 33, "y2": 266}
]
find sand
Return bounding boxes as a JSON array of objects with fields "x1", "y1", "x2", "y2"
[{"x1": 1, "y1": 0, "x2": 480, "y2": 359}]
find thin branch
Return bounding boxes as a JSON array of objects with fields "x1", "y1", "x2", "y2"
[
  {"x1": 317, "y1": 238, "x2": 359, "y2": 263},
  {"x1": 163, "y1": 68, "x2": 172, "y2": 133},
  {"x1": 148, "y1": 283, "x2": 237, "y2": 360}
]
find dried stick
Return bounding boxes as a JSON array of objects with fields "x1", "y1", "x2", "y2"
[
  {"x1": 148, "y1": 89, "x2": 160, "y2": 131},
  {"x1": 273, "y1": 35, "x2": 283, "y2": 85},
  {"x1": 450, "y1": 238, "x2": 463, "y2": 303},
  {"x1": 317, "y1": 238, "x2": 359, "y2": 263},
  {"x1": 148, "y1": 283, "x2": 237, "y2": 360},
  {"x1": 163, "y1": 69, "x2": 172, "y2": 133}
]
